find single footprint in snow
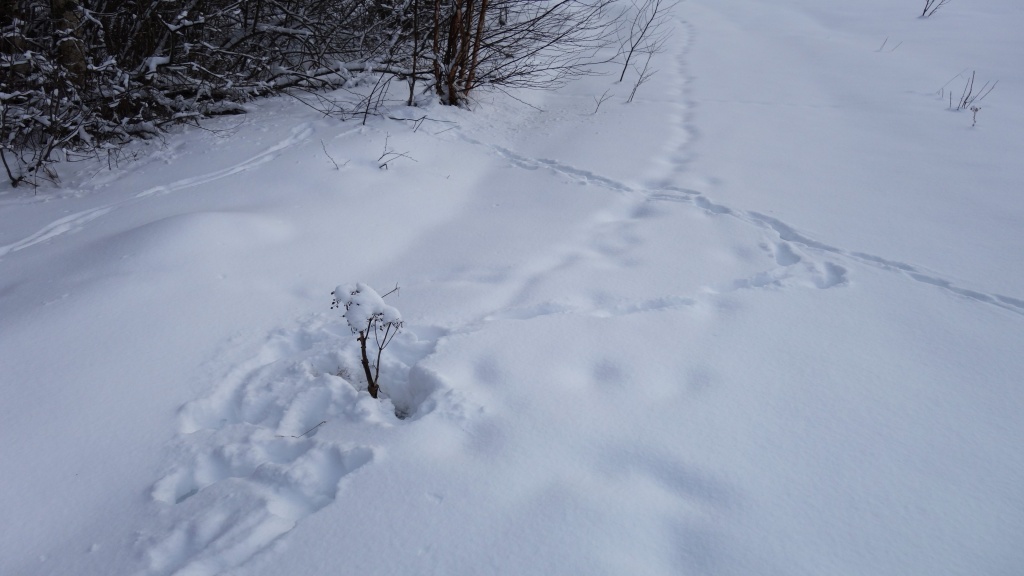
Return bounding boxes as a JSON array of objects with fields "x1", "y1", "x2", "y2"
[
  {"x1": 772, "y1": 242, "x2": 802, "y2": 266},
  {"x1": 812, "y1": 262, "x2": 848, "y2": 289}
]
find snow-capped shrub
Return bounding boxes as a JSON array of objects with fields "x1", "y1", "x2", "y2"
[{"x1": 331, "y1": 283, "x2": 404, "y2": 399}]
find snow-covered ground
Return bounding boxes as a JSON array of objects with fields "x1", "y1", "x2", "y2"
[{"x1": 2, "y1": 1, "x2": 1023, "y2": 574}]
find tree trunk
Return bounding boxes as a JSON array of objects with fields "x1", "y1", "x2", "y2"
[
  {"x1": 432, "y1": 0, "x2": 444, "y2": 96},
  {"x1": 409, "y1": 0, "x2": 420, "y2": 105},
  {"x1": 465, "y1": 0, "x2": 488, "y2": 94}
]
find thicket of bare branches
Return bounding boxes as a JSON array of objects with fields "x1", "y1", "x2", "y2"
[
  {"x1": 1, "y1": 0, "x2": 380, "y2": 185},
  {"x1": 430, "y1": 0, "x2": 613, "y2": 104},
  {"x1": 0, "y1": 0, "x2": 634, "y2": 186}
]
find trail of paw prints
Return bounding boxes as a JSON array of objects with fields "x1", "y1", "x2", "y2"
[
  {"x1": 456, "y1": 133, "x2": 636, "y2": 194},
  {"x1": 476, "y1": 241, "x2": 843, "y2": 328},
  {"x1": 135, "y1": 315, "x2": 448, "y2": 575},
  {"x1": 455, "y1": 197, "x2": 698, "y2": 325},
  {"x1": 427, "y1": 184, "x2": 840, "y2": 331},
  {"x1": 135, "y1": 122, "x2": 314, "y2": 198},
  {"x1": 0, "y1": 206, "x2": 114, "y2": 259},
  {"x1": 747, "y1": 212, "x2": 1023, "y2": 315},
  {"x1": 482, "y1": 294, "x2": 699, "y2": 324},
  {"x1": 456, "y1": 128, "x2": 1020, "y2": 316},
  {"x1": 721, "y1": 240, "x2": 848, "y2": 293},
  {"x1": 641, "y1": 188, "x2": 1023, "y2": 315},
  {"x1": 0, "y1": 124, "x2": 315, "y2": 264}
]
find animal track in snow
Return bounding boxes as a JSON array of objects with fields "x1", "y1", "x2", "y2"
[
  {"x1": 482, "y1": 293, "x2": 699, "y2": 324},
  {"x1": 462, "y1": 125, "x2": 1020, "y2": 316},
  {"x1": 135, "y1": 122, "x2": 314, "y2": 198},
  {"x1": 136, "y1": 315, "x2": 448, "y2": 575},
  {"x1": 140, "y1": 437, "x2": 373, "y2": 576},
  {"x1": 723, "y1": 241, "x2": 847, "y2": 292},
  {"x1": 1, "y1": 123, "x2": 316, "y2": 264},
  {"x1": 457, "y1": 134, "x2": 636, "y2": 194},
  {"x1": 816, "y1": 262, "x2": 849, "y2": 289},
  {"x1": 771, "y1": 242, "x2": 802, "y2": 266},
  {"x1": 0, "y1": 206, "x2": 113, "y2": 259},
  {"x1": 750, "y1": 212, "x2": 1021, "y2": 314}
]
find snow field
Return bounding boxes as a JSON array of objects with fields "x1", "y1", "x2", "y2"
[{"x1": 2, "y1": 1, "x2": 1023, "y2": 575}]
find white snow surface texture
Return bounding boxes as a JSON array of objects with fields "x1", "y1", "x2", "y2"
[{"x1": 2, "y1": 1, "x2": 1023, "y2": 575}]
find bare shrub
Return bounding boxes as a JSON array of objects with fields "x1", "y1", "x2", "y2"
[
  {"x1": 921, "y1": 0, "x2": 951, "y2": 18},
  {"x1": 950, "y1": 71, "x2": 997, "y2": 111},
  {"x1": 1, "y1": 0, "x2": 637, "y2": 184}
]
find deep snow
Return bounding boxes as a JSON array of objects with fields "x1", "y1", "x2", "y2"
[{"x1": 2, "y1": 1, "x2": 1023, "y2": 575}]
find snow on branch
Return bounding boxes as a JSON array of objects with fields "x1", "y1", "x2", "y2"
[{"x1": 331, "y1": 283, "x2": 404, "y2": 399}]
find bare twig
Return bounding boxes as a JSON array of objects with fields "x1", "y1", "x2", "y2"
[
  {"x1": 617, "y1": 0, "x2": 676, "y2": 83},
  {"x1": 321, "y1": 140, "x2": 347, "y2": 170},
  {"x1": 386, "y1": 115, "x2": 451, "y2": 133},
  {"x1": 953, "y1": 71, "x2": 998, "y2": 110},
  {"x1": 592, "y1": 89, "x2": 613, "y2": 114},
  {"x1": 938, "y1": 68, "x2": 970, "y2": 100},
  {"x1": 875, "y1": 37, "x2": 903, "y2": 53},
  {"x1": 921, "y1": 0, "x2": 952, "y2": 18},
  {"x1": 378, "y1": 133, "x2": 417, "y2": 170},
  {"x1": 626, "y1": 53, "x2": 656, "y2": 104}
]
